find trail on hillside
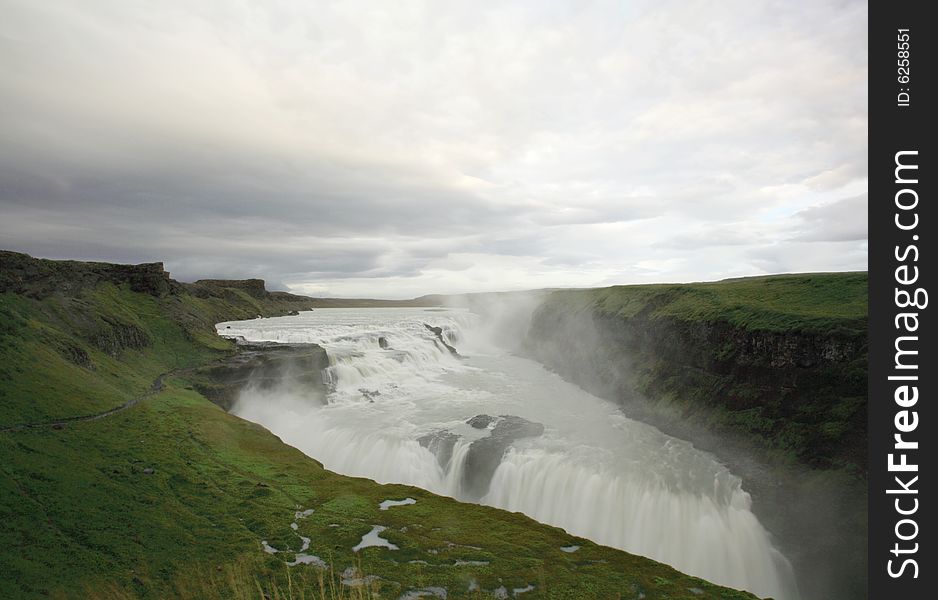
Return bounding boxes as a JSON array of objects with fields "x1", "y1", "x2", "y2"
[{"x1": 0, "y1": 371, "x2": 174, "y2": 433}]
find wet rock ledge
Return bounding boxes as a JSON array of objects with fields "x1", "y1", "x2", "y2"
[{"x1": 190, "y1": 341, "x2": 330, "y2": 411}]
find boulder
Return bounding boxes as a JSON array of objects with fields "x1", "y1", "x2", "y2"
[
  {"x1": 467, "y1": 414, "x2": 496, "y2": 429},
  {"x1": 190, "y1": 343, "x2": 329, "y2": 410},
  {"x1": 418, "y1": 430, "x2": 459, "y2": 468},
  {"x1": 462, "y1": 415, "x2": 545, "y2": 499},
  {"x1": 424, "y1": 323, "x2": 459, "y2": 357}
]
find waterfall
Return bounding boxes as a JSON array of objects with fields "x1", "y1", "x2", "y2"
[{"x1": 221, "y1": 308, "x2": 800, "y2": 600}]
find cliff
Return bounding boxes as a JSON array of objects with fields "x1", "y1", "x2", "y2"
[
  {"x1": 523, "y1": 273, "x2": 868, "y2": 600},
  {"x1": 0, "y1": 251, "x2": 758, "y2": 600},
  {"x1": 525, "y1": 273, "x2": 867, "y2": 472},
  {"x1": 0, "y1": 250, "x2": 175, "y2": 298}
]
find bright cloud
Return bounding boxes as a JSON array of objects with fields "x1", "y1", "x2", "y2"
[{"x1": 0, "y1": 0, "x2": 867, "y2": 298}]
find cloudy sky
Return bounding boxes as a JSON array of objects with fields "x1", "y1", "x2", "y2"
[{"x1": 0, "y1": 0, "x2": 867, "y2": 298}]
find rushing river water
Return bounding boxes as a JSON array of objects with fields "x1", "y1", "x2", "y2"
[{"x1": 219, "y1": 307, "x2": 799, "y2": 600}]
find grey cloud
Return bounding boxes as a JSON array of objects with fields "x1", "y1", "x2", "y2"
[
  {"x1": 748, "y1": 240, "x2": 868, "y2": 276},
  {"x1": 788, "y1": 194, "x2": 868, "y2": 242},
  {"x1": 654, "y1": 226, "x2": 762, "y2": 250},
  {"x1": 0, "y1": 0, "x2": 867, "y2": 297}
]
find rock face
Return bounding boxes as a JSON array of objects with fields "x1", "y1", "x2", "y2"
[
  {"x1": 466, "y1": 414, "x2": 496, "y2": 429},
  {"x1": 424, "y1": 323, "x2": 459, "y2": 357},
  {"x1": 418, "y1": 415, "x2": 546, "y2": 497},
  {"x1": 378, "y1": 336, "x2": 390, "y2": 349},
  {"x1": 523, "y1": 289, "x2": 869, "y2": 600},
  {"x1": 417, "y1": 430, "x2": 459, "y2": 468},
  {"x1": 525, "y1": 303, "x2": 867, "y2": 471},
  {"x1": 90, "y1": 318, "x2": 151, "y2": 357},
  {"x1": 194, "y1": 278, "x2": 268, "y2": 299},
  {"x1": 1, "y1": 250, "x2": 174, "y2": 298},
  {"x1": 56, "y1": 341, "x2": 93, "y2": 369},
  {"x1": 191, "y1": 343, "x2": 329, "y2": 411},
  {"x1": 462, "y1": 415, "x2": 544, "y2": 499},
  {"x1": 0, "y1": 252, "x2": 314, "y2": 326}
]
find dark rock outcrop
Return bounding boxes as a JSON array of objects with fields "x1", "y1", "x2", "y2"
[
  {"x1": 89, "y1": 318, "x2": 150, "y2": 357},
  {"x1": 1, "y1": 250, "x2": 174, "y2": 298},
  {"x1": 418, "y1": 430, "x2": 459, "y2": 468},
  {"x1": 378, "y1": 336, "x2": 390, "y2": 349},
  {"x1": 360, "y1": 389, "x2": 381, "y2": 402},
  {"x1": 462, "y1": 415, "x2": 544, "y2": 499},
  {"x1": 191, "y1": 343, "x2": 329, "y2": 411},
  {"x1": 466, "y1": 414, "x2": 496, "y2": 429},
  {"x1": 424, "y1": 323, "x2": 459, "y2": 357},
  {"x1": 194, "y1": 278, "x2": 268, "y2": 299},
  {"x1": 54, "y1": 340, "x2": 93, "y2": 369}
]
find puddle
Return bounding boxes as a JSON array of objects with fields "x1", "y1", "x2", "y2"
[
  {"x1": 380, "y1": 497, "x2": 417, "y2": 510},
  {"x1": 560, "y1": 545, "x2": 580, "y2": 553},
  {"x1": 289, "y1": 553, "x2": 327, "y2": 568},
  {"x1": 398, "y1": 587, "x2": 447, "y2": 599},
  {"x1": 261, "y1": 541, "x2": 279, "y2": 554},
  {"x1": 261, "y1": 507, "x2": 322, "y2": 568},
  {"x1": 353, "y1": 525, "x2": 399, "y2": 551}
]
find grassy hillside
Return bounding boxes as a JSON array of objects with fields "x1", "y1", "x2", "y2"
[
  {"x1": 550, "y1": 273, "x2": 867, "y2": 335},
  {"x1": 0, "y1": 252, "x2": 760, "y2": 600}
]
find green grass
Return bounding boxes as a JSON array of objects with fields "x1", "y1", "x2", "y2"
[
  {"x1": 0, "y1": 285, "x2": 219, "y2": 425},
  {"x1": 549, "y1": 272, "x2": 867, "y2": 335},
  {"x1": 0, "y1": 372, "x2": 757, "y2": 599},
  {"x1": 0, "y1": 261, "x2": 762, "y2": 599}
]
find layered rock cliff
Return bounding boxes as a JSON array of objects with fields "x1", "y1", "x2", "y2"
[
  {"x1": 1, "y1": 250, "x2": 175, "y2": 298},
  {"x1": 521, "y1": 273, "x2": 868, "y2": 600},
  {"x1": 524, "y1": 274, "x2": 867, "y2": 472}
]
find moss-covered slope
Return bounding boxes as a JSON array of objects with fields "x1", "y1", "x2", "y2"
[{"x1": 0, "y1": 251, "x2": 761, "y2": 600}]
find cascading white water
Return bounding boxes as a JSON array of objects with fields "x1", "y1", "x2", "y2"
[{"x1": 220, "y1": 308, "x2": 800, "y2": 600}]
